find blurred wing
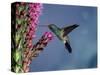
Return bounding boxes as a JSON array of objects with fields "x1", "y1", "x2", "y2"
[{"x1": 62, "y1": 24, "x2": 79, "y2": 37}]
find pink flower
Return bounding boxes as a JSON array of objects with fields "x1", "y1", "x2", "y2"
[
  {"x1": 44, "y1": 32, "x2": 53, "y2": 40},
  {"x1": 25, "y1": 3, "x2": 43, "y2": 50}
]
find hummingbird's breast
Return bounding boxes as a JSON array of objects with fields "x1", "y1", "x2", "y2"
[{"x1": 60, "y1": 30, "x2": 68, "y2": 43}]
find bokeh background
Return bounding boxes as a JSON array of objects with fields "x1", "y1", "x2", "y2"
[{"x1": 30, "y1": 3, "x2": 97, "y2": 72}]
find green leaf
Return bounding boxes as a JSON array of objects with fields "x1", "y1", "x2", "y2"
[
  {"x1": 16, "y1": 18, "x2": 22, "y2": 25},
  {"x1": 13, "y1": 50, "x2": 21, "y2": 63},
  {"x1": 18, "y1": 6, "x2": 24, "y2": 13},
  {"x1": 15, "y1": 34, "x2": 20, "y2": 45},
  {"x1": 14, "y1": 64, "x2": 21, "y2": 73}
]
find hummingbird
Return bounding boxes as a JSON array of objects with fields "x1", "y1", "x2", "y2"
[{"x1": 48, "y1": 24, "x2": 79, "y2": 53}]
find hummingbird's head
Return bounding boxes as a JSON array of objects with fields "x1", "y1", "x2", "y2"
[{"x1": 48, "y1": 24, "x2": 56, "y2": 30}]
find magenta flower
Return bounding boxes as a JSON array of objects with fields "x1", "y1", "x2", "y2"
[
  {"x1": 25, "y1": 3, "x2": 43, "y2": 44},
  {"x1": 44, "y1": 32, "x2": 53, "y2": 41},
  {"x1": 21, "y1": 3, "x2": 53, "y2": 73},
  {"x1": 25, "y1": 3, "x2": 42, "y2": 48}
]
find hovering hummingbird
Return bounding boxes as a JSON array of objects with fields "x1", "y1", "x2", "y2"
[{"x1": 48, "y1": 24, "x2": 79, "y2": 53}]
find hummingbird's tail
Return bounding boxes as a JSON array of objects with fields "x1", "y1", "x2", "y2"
[{"x1": 64, "y1": 40, "x2": 72, "y2": 53}]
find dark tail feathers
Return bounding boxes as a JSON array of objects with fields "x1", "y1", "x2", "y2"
[{"x1": 65, "y1": 41, "x2": 72, "y2": 53}]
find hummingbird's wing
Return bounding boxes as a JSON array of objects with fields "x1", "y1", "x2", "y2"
[
  {"x1": 65, "y1": 40, "x2": 72, "y2": 53},
  {"x1": 62, "y1": 24, "x2": 79, "y2": 37}
]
